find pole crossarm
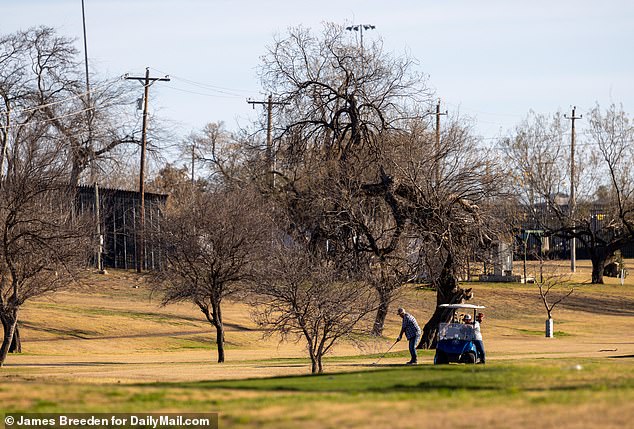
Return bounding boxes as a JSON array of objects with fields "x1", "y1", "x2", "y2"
[
  {"x1": 247, "y1": 95, "x2": 289, "y2": 188},
  {"x1": 429, "y1": 99, "x2": 448, "y2": 183}
]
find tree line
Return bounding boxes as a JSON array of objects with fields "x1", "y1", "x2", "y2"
[{"x1": 1, "y1": 24, "x2": 633, "y2": 372}]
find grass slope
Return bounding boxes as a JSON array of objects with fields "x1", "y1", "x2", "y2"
[{"x1": 1, "y1": 264, "x2": 634, "y2": 428}]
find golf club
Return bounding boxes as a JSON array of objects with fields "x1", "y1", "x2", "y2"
[{"x1": 371, "y1": 340, "x2": 399, "y2": 365}]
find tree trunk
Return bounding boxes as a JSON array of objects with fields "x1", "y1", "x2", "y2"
[
  {"x1": 0, "y1": 312, "x2": 18, "y2": 367},
  {"x1": 214, "y1": 321, "x2": 225, "y2": 363},
  {"x1": 418, "y1": 253, "x2": 473, "y2": 349},
  {"x1": 199, "y1": 301, "x2": 225, "y2": 363},
  {"x1": 419, "y1": 307, "x2": 451, "y2": 349},
  {"x1": 9, "y1": 323, "x2": 21, "y2": 353},
  {"x1": 590, "y1": 250, "x2": 609, "y2": 284},
  {"x1": 372, "y1": 288, "x2": 390, "y2": 336}
]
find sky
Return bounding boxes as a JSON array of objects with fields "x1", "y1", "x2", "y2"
[{"x1": 3, "y1": 0, "x2": 633, "y2": 145}]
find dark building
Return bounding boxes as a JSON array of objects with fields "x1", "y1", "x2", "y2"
[{"x1": 76, "y1": 185, "x2": 167, "y2": 270}]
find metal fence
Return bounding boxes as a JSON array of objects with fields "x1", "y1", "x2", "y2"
[{"x1": 76, "y1": 185, "x2": 167, "y2": 270}]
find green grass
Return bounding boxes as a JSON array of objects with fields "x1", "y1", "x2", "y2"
[
  {"x1": 168, "y1": 337, "x2": 210, "y2": 350},
  {"x1": 180, "y1": 359, "x2": 632, "y2": 394},
  {"x1": 517, "y1": 328, "x2": 572, "y2": 337},
  {"x1": 4, "y1": 358, "x2": 634, "y2": 429}
]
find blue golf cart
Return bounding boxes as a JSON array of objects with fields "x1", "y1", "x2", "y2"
[{"x1": 434, "y1": 303, "x2": 486, "y2": 365}]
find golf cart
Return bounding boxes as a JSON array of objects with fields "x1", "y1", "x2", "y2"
[{"x1": 434, "y1": 303, "x2": 485, "y2": 365}]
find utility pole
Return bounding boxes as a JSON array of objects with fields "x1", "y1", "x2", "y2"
[
  {"x1": 247, "y1": 95, "x2": 288, "y2": 188},
  {"x1": 80, "y1": 0, "x2": 96, "y2": 184},
  {"x1": 191, "y1": 141, "x2": 196, "y2": 184},
  {"x1": 0, "y1": 107, "x2": 10, "y2": 186},
  {"x1": 125, "y1": 68, "x2": 169, "y2": 272},
  {"x1": 431, "y1": 99, "x2": 447, "y2": 183},
  {"x1": 94, "y1": 182, "x2": 105, "y2": 274},
  {"x1": 565, "y1": 106, "x2": 582, "y2": 273},
  {"x1": 81, "y1": 0, "x2": 104, "y2": 275}
]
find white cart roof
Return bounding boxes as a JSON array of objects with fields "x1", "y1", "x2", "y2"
[{"x1": 439, "y1": 304, "x2": 486, "y2": 310}]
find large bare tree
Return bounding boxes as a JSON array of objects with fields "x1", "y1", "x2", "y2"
[
  {"x1": 258, "y1": 23, "x2": 431, "y2": 335},
  {"x1": 0, "y1": 128, "x2": 91, "y2": 366},
  {"x1": 367, "y1": 117, "x2": 507, "y2": 347},
  {"x1": 0, "y1": 27, "x2": 142, "y2": 187}
]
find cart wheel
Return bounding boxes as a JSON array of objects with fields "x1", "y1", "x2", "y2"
[
  {"x1": 460, "y1": 351, "x2": 476, "y2": 364},
  {"x1": 434, "y1": 351, "x2": 449, "y2": 365}
]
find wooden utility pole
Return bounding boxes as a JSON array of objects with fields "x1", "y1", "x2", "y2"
[
  {"x1": 247, "y1": 95, "x2": 288, "y2": 188},
  {"x1": 191, "y1": 140, "x2": 196, "y2": 184},
  {"x1": 81, "y1": 0, "x2": 96, "y2": 184},
  {"x1": 125, "y1": 68, "x2": 169, "y2": 272},
  {"x1": 94, "y1": 182, "x2": 105, "y2": 274},
  {"x1": 565, "y1": 106, "x2": 582, "y2": 273},
  {"x1": 81, "y1": 0, "x2": 104, "y2": 274},
  {"x1": 0, "y1": 106, "x2": 10, "y2": 186},
  {"x1": 432, "y1": 99, "x2": 447, "y2": 183}
]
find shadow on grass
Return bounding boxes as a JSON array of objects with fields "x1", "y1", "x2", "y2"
[
  {"x1": 253, "y1": 364, "x2": 309, "y2": 368},
  {"x1": 145, "y1": 365, "x2": 517, "y2": 393},
  {"x1": 352, "y1": 363, "x2": 408, "y2": 368},
  {"x1": 145, "y1": 365, "x2": 612, "y2": 396}
]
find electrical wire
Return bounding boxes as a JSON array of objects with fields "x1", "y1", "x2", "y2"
[
  {"x1": 0, "y1": 80, "x2": 115, "y2": 116},
  {"x1": 164, "y1": 85, "x2": 245, "y2": 99},
  {"x1": 149, "y1": 67, "x2": 258, "y2": 97},
  {"x1": 0, "y1": 106, "x2": 94, "y2": 131}
]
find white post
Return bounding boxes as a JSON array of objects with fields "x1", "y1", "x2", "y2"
[{"x1": 545, "y1": 318, "x2": 554, "y2": 338}]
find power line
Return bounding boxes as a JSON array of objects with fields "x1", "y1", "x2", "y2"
[
  {"x1": 164, "y1": 85, "x2": 245, "y2": 99},
  {"x1": 0, "y1": 81, "x2": 114, "y2": 116},
  {"x1": 430, "y1": 99, "x2": 447, "y2": 182},
  {"x1": 0, "y1": 106, "x2": 95, "y2": 131},
  {"x1": 150, "y1": 67, "x2": 256, "y2": 95}
]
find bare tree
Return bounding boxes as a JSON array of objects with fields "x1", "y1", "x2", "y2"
[
  {"x1": 258, "y1": 23, "x2": 431, "y2": 334},
  {"x1": 503, "y1": 105, "x2": 634, "y2": 283},
  {"x1": 370, "y1": 117, "x2": 507, "y2": 348},
  {"x1": 251, "y1": 240, "x2": 377, "y2": 374},
  {"x1": 178, "y1": 121, "x2": 242, "y2": 184},
  {"x1": 150, "y1": 186, "x2": 270, "y2": 363},
  {"x1": 0, "y1": 132, "x2": 91, "y2": 366},
  {"x1": 533, "y1": 259, "x2": 574, "y2": 338},
  {"x1": 0, "y1": 27, "x2": 143, "y2": 187},
  {"x1": 586, "y1": 103, "x2": 634, "y2": 282},
  {"x1": 255, "y1": 24, "x2": 512, "y2": 344}
]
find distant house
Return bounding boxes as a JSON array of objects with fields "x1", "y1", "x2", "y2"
[{"x1": 76, "y1": 185, "x2": 167, "y2": 270}]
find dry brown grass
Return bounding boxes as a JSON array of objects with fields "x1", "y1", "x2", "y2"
[
  {"x1": 4, "y1": 262, "x2": 634, "y2": 382},
  {"x1": 1, "y1": 262, "x2": 633, "y2": 429}
]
